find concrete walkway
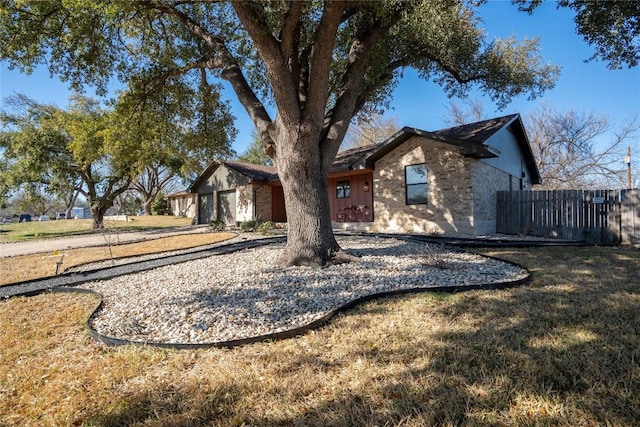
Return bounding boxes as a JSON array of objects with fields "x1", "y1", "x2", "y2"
[{"x1": 0, "y1": 225, "x2": 212, "y2": 258}]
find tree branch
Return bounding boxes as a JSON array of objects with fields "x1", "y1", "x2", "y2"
[
  {"x1": 141, "y1": 1, "x2": 273, "y2": 135},
  {"x1": 322, "y1": 7, "x2": 407, "y2": 167},
  {"x1": 305, "y1": 1, "x2": 346, "y2": 124},
  {"x1": 232, "y1": 1, "x2": 299, "y2": 121},
  {"x1": 280, "y1": 1, "x2": 303, "y2": 70}
]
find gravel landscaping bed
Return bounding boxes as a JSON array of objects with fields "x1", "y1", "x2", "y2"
[
  {"x1": 79, "y1": 236, "x2": 528, "y2": 346},
  {"x1": 63, "y1": 232, "x2": 272, "y2": 273}
]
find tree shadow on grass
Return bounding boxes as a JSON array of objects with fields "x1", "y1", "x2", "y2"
[{"x1": 84, "y1": 246, "x2": 639, "y2": 426}]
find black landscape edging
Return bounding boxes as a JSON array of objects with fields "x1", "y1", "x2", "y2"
[
  {"x1": 61, "y1": 232, "x2": 240, "y2": 274},
  {"x1": 6, "y1": 233, "x2": 534, "y2": 350},
  {"x1": 348, "y1": 232, "x2": 591, "y2": 248},
  {"x1": 0, "y1": 236, "x2": 286, "y2": 299},
  {"x1": 51, "y1": 244, "x2": 533, "y2": 350}
]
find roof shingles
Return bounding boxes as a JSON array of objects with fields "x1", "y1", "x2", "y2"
[{"x1": 191, "y1": 114, "x2": 540, "y2": 188}]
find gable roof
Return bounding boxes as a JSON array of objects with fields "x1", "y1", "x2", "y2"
[
  {"x1": 190, "y1": 114, "x2": 541, "y2": 190},
  {"x1": 223, "y1": 160, "x2": 278, "y2": 181},
  {"x1": 189, "y1": 160, "x2": 277, "y2": 192},
  {"x1": 434, "y1": 114, "x2": 518, "y2": 144},
  {"x1": 330, "y1": 142, "x2": 381, "y2": 173},
  {"x1": 361, "y1": 114, "x2": 541, "y2": 184}
]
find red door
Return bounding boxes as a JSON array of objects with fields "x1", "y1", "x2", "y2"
[{"x1": 272, "y1": 186, "x2": 287, "y2": 222}]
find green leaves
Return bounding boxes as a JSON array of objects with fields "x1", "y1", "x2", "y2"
[{"x1": 514, "y1": 0, "x2": 640, "y2": 69}]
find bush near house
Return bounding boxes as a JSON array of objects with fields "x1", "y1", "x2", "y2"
[{"x1": 209, "y1": 219, "x2": 225, "y2": 232}]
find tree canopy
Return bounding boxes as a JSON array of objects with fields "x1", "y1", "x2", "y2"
[
  {"x1": 515, "y1": 0, "x2": 640, "y2": 69},
  {"x1": 1, "y1": 94, "x2": 140, "y2": 228},
  {"x1": 0, "y1": 90, "x2": 234, "y2": 227}
]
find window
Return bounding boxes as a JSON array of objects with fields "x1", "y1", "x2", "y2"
[
  {"x1": 405, "y1": 164, "x2": 428, "y2": 205},
  {"x1": 336, "y1": 180, "x2": 351, "y2": 199}
]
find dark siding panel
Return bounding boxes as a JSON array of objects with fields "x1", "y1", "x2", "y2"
[{"x1": 329, "y1": 172, "x2": 374, "y2": 222}]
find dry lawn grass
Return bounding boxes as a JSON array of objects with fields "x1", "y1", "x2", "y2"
[
  {"x1": 0, "y1": 216, "x2": 193, "y2": 243},
  {"x1": 0, "y1": 232, "x2": 236, "y2": 285},
  {"x1": 0, "y1": 246, "x2": 638, "y2": 426}
]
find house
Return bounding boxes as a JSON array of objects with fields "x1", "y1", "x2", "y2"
[
  {"x1": 166, "y1": 191, "x2": 197, "y2": 218},
  {"x1": 189, "y1": 114, "x2": 541, "y2": 235},
  {"x1": 189, "y1": 160, "x2": 280, "y2": 225}
]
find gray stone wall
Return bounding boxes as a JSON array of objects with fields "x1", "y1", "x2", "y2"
[{"x1": 471, "y1": 161, "x2": 512, "y2": 235}]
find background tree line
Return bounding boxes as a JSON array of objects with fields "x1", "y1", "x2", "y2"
[{"x1": 0, "y1": 91, "x2": 235, "y2": 227}]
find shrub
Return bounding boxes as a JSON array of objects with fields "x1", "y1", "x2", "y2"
[
  {"x1": 256, "y1": 221, "x2": 276, "y2": 234},
  {"x1": 239, "y1": 220, "x2": 257, "y2": 232},
  {"x1": 151, "y1": 193, "x2": 169, "y2": 215},
  {"x1": 209, "y1": 219, "x2": 225, "y2": 231}
]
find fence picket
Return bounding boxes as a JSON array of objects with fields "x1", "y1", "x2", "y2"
[{"x1": 496, "y1": 189, "x2": 638, "y2": 244}]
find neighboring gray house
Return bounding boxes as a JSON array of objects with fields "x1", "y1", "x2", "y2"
[
  {"x1": 189, "y1": 161, "x2": 278, "y2": 226},
  {"x1": 166, "y1": 191, "x2": 197, "y2": 219},
  {"x1": 189, "y1": 114, "x2": 541, "y2": 235}
]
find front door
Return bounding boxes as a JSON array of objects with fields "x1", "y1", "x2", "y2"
[
  {"x1": 217, "y1": 190, "x2": 236, "y2": 225},
  {"x1": 272, "y1": 186, "x2": 287, "y2": 222}
]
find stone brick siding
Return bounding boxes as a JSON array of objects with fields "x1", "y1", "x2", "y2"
[
  {"x1": 471, "y1": 161, "x2": 511, "y2": 235},
  {"x1": 254, "y1": 184, "x2": 273, "y2": 222},
  {"x1": 373, "y1": 136, "x2": 475, "y2": 235}
]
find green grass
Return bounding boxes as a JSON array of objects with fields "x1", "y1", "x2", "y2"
[{"x1": 0, "y1": 216, "x2": 193, "y2": 243}]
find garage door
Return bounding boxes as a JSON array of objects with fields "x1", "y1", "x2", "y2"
[
  {"x1": 198, "y1": 193, "x2": 214, "y2": 224},
  {"x1": 217, "y1": 190, "x2": 236, "y2": 225}
]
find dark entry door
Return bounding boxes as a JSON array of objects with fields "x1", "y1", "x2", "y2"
[{"x1": 272, "y1": 186, "x2": 287, "y2": 222}]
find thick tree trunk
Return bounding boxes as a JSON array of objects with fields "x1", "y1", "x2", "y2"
[
  {"x1": 277, "y1": 163, "x2": 338, "y2": 266},
  {"x1": 274, "y1": 125, "x2": 353, "y2": 267},
  {"x1": 143, "y1": 198, "x2": 153, "y2": 216},
  {"x1": 91, "y1": 205, "x2": 108, "y2": 230}
]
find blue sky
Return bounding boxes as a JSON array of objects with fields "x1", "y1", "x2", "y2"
[{"x1": 1, "y1": 1, "x2": 638, "y2": 155}]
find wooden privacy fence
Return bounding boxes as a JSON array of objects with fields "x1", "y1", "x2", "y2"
[{"x1": 496, "y1": 189, "x2": 639, "y2": 245}]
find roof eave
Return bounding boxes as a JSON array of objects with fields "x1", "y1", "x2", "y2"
[{"x1": 188, "y1": 160, "x2": 221, "y2": 192}]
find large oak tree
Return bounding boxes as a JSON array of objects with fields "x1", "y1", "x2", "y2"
[{"x1": 1, "y1": 0, "x2": 571, "y2": 265}]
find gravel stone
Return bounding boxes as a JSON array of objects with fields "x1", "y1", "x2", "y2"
[{"x1": 79, "y1": 236, "x2": 527, "y2": 344}]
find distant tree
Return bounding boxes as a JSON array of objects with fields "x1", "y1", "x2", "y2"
[
  {"x1": 342, "y1": 112, "x2": 400, "y2": 149},
  {"x1": 112, "y1": 191, "x2": 142, "y2": 216},
  {"x1": 237, "y1": 131, "x2": 273, "y2": 166},
  {"x1": 442, "y1": 99, "x2": 487, "y2": 127},
  {"x1": 515, "y1": 0, "x2": 640, "y2": 69},
  {"x1": 151, "y1": 193, "x2": 169, "y2": 216},
  {"x1": 130, "y1": 164, "x2": 182, "y2": 216},
  {"x1": 10, "y1": 185, "x2": 56, "y2": 216},
  {"x1": 526, "y1": 104, "x2": 639, "y2": 188},
  {"x1": 0, "y1": 94, "x2": 140, "y2": 228}
]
